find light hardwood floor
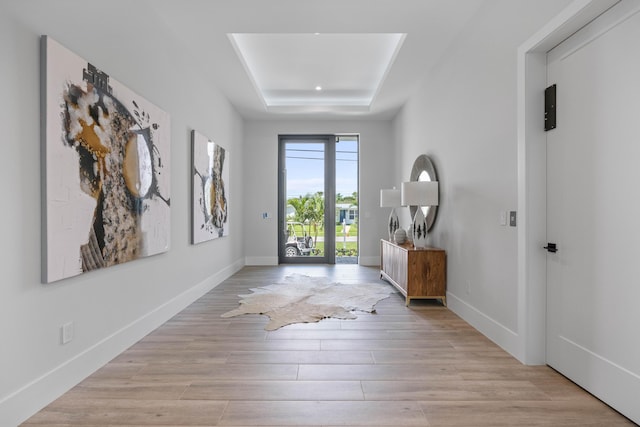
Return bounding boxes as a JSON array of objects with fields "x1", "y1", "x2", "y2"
[{"x1": 23, "y1": 265, "x2": 635, "y2": 426}]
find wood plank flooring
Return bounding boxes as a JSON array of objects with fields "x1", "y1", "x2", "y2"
[{"x1": 22, "y1": 265, "x2": 635, "y2": 426}]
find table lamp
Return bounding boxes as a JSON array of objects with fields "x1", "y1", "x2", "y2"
[
  {"x1": 380, "y1": 188, "x2": 401, "y2": 242},
  {"x1": 401, "y1": 181, "x2": 439, "y2": 249}
]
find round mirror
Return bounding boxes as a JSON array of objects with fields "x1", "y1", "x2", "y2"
[{"x1": 409, "y1": 155, "x2": 438, "y2": 231}]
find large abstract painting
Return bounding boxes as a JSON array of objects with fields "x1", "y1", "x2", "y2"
[
  {"x1": 192, "y1": 130, "x2": 228, "y2": 244},
  {"x1": 41, "y1": 36, "x2": 171, "y2": 283}
]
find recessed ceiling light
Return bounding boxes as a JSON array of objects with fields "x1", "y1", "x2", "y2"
[{"x1": 315, "y1": 85, "x2": 322, "y2": 91}]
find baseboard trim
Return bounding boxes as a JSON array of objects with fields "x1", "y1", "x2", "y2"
[
  {"x1": 245, "y1": 256, "x2": 278, "y2": 265},
  {"x1": 550, "y1": 335, "x2": 640, "y2": 424},
  {"x1": 0, "y1": 259, "x2": 244, "y2": 426},
  {"x1": 358, "y1": 256, "x2": 379, "y2": 266},
  {"x1": 446, "y1": 291, "x2": 520, "y2": 360}
]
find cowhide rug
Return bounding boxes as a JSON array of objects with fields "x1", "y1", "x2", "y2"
[{"x1": 221, "y1": 274, "x2": 394, "y2": 330}]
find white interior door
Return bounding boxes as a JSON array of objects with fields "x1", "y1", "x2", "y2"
[{"x1": 546, "y1": 2, "x2": 640, "y2": 423}]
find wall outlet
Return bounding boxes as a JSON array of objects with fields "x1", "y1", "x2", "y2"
[{"x1": 61, "y1": 322, "x2": 74, "y2": 345}]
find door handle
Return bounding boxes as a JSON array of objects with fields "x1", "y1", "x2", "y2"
[{"x1": 544, "y1": 243, "x2": 558, "y2": 253}]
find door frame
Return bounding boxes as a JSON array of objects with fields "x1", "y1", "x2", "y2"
[
  {"x1": 516, "y1": 0, "x2": 619, "y2": 365},
  {"x1": 278, "y1": 134, "x2": 336, "y2": 264}
]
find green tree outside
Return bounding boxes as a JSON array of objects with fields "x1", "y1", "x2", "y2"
[{"x1": 287, "y1": 191, "x2": 358, "y2": 256}]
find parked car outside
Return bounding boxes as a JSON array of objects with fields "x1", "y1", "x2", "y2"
[{"x1": 284, "y1": 221, "x2": 314, "y2": 256}]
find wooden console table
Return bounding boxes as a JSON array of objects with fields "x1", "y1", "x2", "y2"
[{"x1": 380, "y1": 239, "x2": 447, "y2": 306}]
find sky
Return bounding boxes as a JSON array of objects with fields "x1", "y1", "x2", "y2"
[{"x1": 285, "y1": 138, "x2": 358, "y2": 200}]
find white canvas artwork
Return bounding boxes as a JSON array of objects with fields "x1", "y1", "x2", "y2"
[
  {"x1": 192, "y1": 130, "x2": 229, "y2": 244},
  {"x1": 42, "y1": 36, "x2": 171, "y2": 283}
]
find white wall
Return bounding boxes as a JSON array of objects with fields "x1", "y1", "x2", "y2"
[
  {"x1": 393, "y1": 0, "x2": 571, "y2": 357},
  {"x1": 0, "y1": 2, "x2": 244, "y2": 424},
  {"x1": 0, "y1": 0, "x2": 581, "y2": 423},
  {"x1": 243, "y1": 120, "x2": 395, "y2": 266}
]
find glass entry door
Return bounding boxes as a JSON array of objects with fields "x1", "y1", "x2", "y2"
[
  {"x1": 278, "y1": 135, "x2": 335, "y2": 264},
  {"x1": 335, "y1": 135, "x2": 359, "y2": 264}
]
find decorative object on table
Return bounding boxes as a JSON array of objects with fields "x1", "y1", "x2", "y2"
[
  {"x1": 41, "y1": 36, "x2": 170, "y2": 283},
  {"x1": 405, "y1": 225, "x2": 414, "y2": 243},
  {"x1": 221, "y1": 274, "x2": 394, "y2": 330},
  {"x1": 394, "y1": 227, "x2": 407, "y2": 244},
  {"x1": 192, "y1": 130, "x2": 229, "y2": 244},
  {"x1": 380, "y1": 187, "x2": 401, "y2": 241},
  {"x1": 402, "y1": 180, "x2": 439, "y2": 249},
  {"x1": 409, "y1": 154, "x2": 439, "y2": 232}
]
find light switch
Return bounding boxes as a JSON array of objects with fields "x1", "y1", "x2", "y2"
[
  {"x1": 509, "y1": 211, "x2": 517, "y2": 227},
  {"x1": 499, "y1": 211, "x2": 507, "y2": 226}
]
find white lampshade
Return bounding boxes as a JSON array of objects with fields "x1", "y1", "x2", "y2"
[
  {"x1": 401, "y1": 181, "x2": 439, "y2": 207},
  {"x1": 380, "y1": 188, "x2": 401, "y2": 207}
]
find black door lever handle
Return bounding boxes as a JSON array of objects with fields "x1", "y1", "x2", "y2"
[{"x1": 544, "y1": 243, "x2": 558, "y2": 253}]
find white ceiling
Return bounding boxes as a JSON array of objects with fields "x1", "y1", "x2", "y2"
[
  {"x1": 150, "y1": 0, "x2": 486, "y2": 120},
  {"x1": 229, "y1": 33, "x2": 406, "y2": 111}
]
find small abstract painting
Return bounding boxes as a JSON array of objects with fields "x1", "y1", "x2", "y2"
[
  {"x1": 191, "y1": 130, "x2": 229, "y2": 244},
  {"x1": 41, "y1": 36, "x2": 171, "y2": 283}
]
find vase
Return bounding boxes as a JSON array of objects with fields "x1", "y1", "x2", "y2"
[{"x1": 394, "y1": 227, "x2": 407, "y2": 244}]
